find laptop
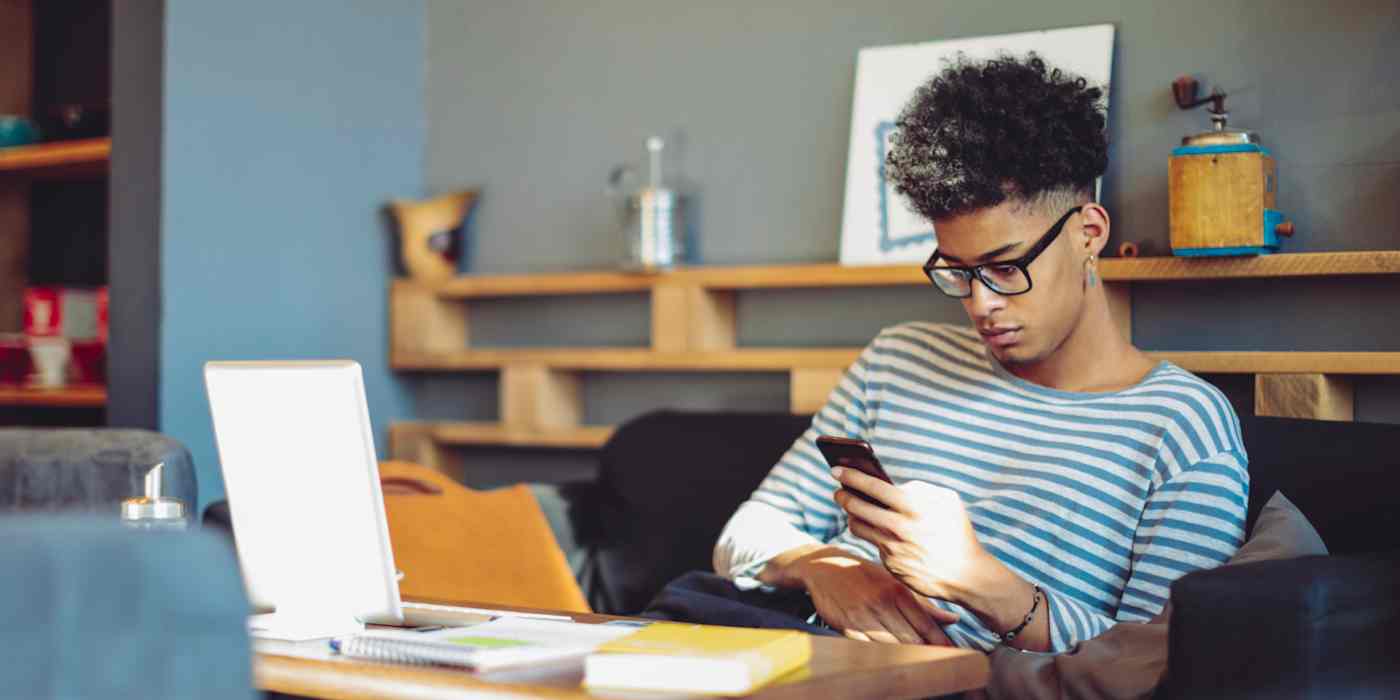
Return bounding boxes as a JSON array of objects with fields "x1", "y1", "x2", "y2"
[{"x1": 206, "y1": 360, "x2": 568, "y2": 640}]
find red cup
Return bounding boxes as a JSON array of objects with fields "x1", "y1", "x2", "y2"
[{"x1": 71, "y1": 340, "x2": 106, "y2": 384}]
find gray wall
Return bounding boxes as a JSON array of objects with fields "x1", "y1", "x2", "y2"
[
  {"x1": 109, "y1": 0, "x2": 163, "y2": 431},
  {"x1": 421, "y1": 0, "x2": 1400, "y2": 486},
  {"x1": 157, "y1": 0, "x2": 426, "y2": 510}
]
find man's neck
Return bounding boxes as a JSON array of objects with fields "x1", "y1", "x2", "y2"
[{"x1": 1005, "y1": 289, "x2": 1152, "y2": 394}]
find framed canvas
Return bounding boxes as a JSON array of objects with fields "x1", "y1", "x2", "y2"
[{"x1": 838, "y1": 24, "x2": 1115, "y2": 266}]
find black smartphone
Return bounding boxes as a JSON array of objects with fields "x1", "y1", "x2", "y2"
[{"x1": 815, "y1": 435, "x2": 893, "y2": 506}]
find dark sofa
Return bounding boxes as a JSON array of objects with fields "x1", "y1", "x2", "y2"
[
  {"x1": 538, "y1": 410, "x2": 1400, "y2": 698},
  {"x1": 0, "y1": 428, "x2": 198, "y2": 514}
]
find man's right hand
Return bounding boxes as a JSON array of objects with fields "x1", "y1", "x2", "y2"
[{"x1": 759, "y1": 545, "x2": 958, "y2": 645}]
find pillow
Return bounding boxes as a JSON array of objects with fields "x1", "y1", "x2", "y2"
[
  {"x1": 972, "y1": 491, "x2": 1326, "y2": 700},
  {"x1": 1229, "y1": 491, "x2": 1328, "y2": 566}
]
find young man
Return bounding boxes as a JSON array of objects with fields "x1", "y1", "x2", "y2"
[{"x1": 713, "y1": 54, "x2": 1248, "y2": 653}]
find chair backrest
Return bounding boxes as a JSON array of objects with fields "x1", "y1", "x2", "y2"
[
  {"x1": 1239, "y1": 415, "x2": 1400, "y2": 555},
  {"x1": 0, "y1": 516, "x2": 252, "y2": 699},
  {"x1": 588, "y1": 411, "x2": 813, "y2": 614},
  {"x1": 0, "y1": 429, "x2": 197, "y2": 514},
  {"x1": 379, "y1": 460, "x2": 590, "y2": 613}
]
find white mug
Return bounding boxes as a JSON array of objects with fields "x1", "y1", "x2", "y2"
[{"x1": 28, "y1": 336, "x2": 71, "y2": 387}]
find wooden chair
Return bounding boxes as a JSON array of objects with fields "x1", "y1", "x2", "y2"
[{"x1": 378, "y1": 460, "x2": 590, "y2": 613}]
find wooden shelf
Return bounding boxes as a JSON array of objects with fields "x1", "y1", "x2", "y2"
[
  {"x1": 391, "y1": 253, "x2": 1400, "y2": 455},
  {"x1": 436, "y1": 270, "x2": 658, "y2": 299},
  {"x1": 1099, "y1": 251, "x2": 1400, "y2": 280},
  {"x1": 1147, "y1": 352, "x2": 1400, "y2": 375},
  {"x1": 406, "y1": 421, "x2": 614, "y2": 449},
  {"x1": 393, "y1": 348, "x2": 862, "y2": 372},
  {"x1": 417, "y1": 252, "x2": 1400, "y2": 300},
  {"x1": 0, "y1": 138, "x2": 110, "y2": 179},
  {"x1": 396, "y1": 348, "x2": 1400, "y2": 375},
  {"x1": 0, "y1": 384, "x2": 107, "y2": 408}
]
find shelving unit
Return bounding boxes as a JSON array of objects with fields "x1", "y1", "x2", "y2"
[
  {"x1": 389, "y1": 251, "x2": 1400, "y2": 466},
  {"x1": 0, "y1": 138, "x2": 110, "y2": 180},
  {"x1": 0, "y1": 384, "x2": 107, "y2": 408},
  {"x1": 1, "y1": 1, "x2": 111, "y2": 424}
]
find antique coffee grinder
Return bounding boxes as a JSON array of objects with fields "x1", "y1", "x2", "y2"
[{"x1": 1168, "y1": 76, "x2": 1293, "y2": 256}]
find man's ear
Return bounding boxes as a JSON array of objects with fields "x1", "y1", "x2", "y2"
[{"x1": 1078, "y1": 202, "x2": 1111, "y2": 257}]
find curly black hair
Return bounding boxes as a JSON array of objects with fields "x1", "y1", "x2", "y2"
[{"x1": 884, "y1": 53, "x2": 1107, "y2": 221}]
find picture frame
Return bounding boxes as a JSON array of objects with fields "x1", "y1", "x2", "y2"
[{"x1": 838, "y1": 24, "x2": 1116, "y2": 266}]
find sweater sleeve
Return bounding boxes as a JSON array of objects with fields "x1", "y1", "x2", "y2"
[
  {"x1": 713, "y1": 340, "x2": 879, "y2": 580},
  {"x1": 1033, "y1": 450, "x2": 1249, "y2": 651}
]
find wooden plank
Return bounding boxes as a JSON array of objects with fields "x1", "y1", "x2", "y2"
[
  {"x1": 397, "y1": 348, "x2": 1400, "y2": 375},
  {"x1": 436, "y1": 270, "x2": 658, "y2": 299},
  {"x1": 1255, "y1": 374, "x2": 1354, "y2": 422},
  {"x1": 0, "y1": 186, "x2": 27, "y2": 331},
  {"x1": 0, "y1": 384, "x2": 107, "y2": 408},
  {"x1": 388, "y1": 422, "x2": 462, "y2": 476},
  {"x1": 0, "y1": 0, "x2": 32, "y2": 333},
  {"x1": 650, "y1": 284, "x2": 688, "y2": 352},
  {"x1": 1147, "y1": 352, "x2": 1400, "y2": 375},
  {"x1": 501, "y1": 365, "x2": 582, "y2": 430},
  {"x1": 790, "y1": 367, "x2": 845, "y2": 414},
  {"x1": 1098, "y1": 251, "x2": 1400, "y2": 281},
  {"x1": 421, "y1": 252, "x2": 1400, "y2": 304},
  {"x1": 427, "y1": 421, "x2": 613, "y2": 449},
  {"x1": 0, "y1": 138, "x2": 111, "y2": 178},
  {"x1": 390, "y1": 280, "x2": 468, "y2": 358},
  {"x1": 677, "y1": 263, "x2": 928, "y2": 290},
  {"x1": 394, "y1": 348, "x2": 863, "y2": 371},
  {"x1": 0, "y1": 0, "x2": 32, "y2": 116},
  {"x1": 254, "y1": 616, "x2": 989, "y2": 700},
  {"x1": 651, "y1": 284, "x2": 735, "y2": 352}
]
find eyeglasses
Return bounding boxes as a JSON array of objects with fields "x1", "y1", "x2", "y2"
[{"x1": 923, "y1": 205, "x2": 1083, "y2": 298}]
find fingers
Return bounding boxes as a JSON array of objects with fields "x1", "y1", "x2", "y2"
[
  {"x1": 870, "y1": 605, "x2": 926, "y2": 645},
  {"x1": 916, "y1": 597, "x2": 962, "y2": 626},
  {"x1": 895, "y1": 595, "x2": 955, "y2": 646},
  {"x1": 830, "y1": 467, "x2": 911, "y2": 514},
  {"x1": 845, "y1": 513, "x2": 901, "y2": 550},
  {"x1": 835, "y1": 603, "x2": 920, "y2": 645},
  {"x1": 835, "y1": 489, "x2": 909, "y2": 535}
]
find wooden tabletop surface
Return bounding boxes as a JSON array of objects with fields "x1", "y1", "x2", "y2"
[{"x1": 254, "y1": 601, "x2": 989, "y2": 700}]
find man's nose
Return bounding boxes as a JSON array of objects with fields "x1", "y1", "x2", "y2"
[{"x1": 963, "y1": 277, "x2": 1007, "y2": 318}]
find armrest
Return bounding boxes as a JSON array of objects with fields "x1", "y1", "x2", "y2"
[{"x1": 1160, "y1": 552, "x2": 1400, "y2": 699}]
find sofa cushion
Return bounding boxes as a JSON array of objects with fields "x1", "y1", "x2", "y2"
[
  {"x1": 0, "y1": 429, "x2": 197, "y2": 514},
  {"x1": 1237, "y1": 416, "x2": 1399, "y2": 555},
  {"x1": 589, "y1": 411, "x2": 812, "y2": 614}
]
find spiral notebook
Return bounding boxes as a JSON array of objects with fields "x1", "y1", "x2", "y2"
[{"x1": 331, "y1": 618, "x2": 638, "y2": 673}]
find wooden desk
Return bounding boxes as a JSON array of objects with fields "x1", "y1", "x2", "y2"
[{"x1": 254, "y1": 604, "x2": 989, "y2": 699}]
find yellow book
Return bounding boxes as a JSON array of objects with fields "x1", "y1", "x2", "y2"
[{"x1": 583, "y1": 623, "x2": 812, "y2": 695}]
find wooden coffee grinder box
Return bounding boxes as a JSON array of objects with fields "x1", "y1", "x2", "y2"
[{"x1": 1168, "y1": 77, "x2": 1293, "y2": 256}]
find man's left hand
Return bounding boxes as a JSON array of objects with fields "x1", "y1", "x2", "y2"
[{"x1": 831, "y1": 467, "x2": 991, "y2": 604}]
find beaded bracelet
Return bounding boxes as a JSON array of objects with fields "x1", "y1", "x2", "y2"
[{"x1": 998, "y1": 584, "x2": 1043, "y2": 645}]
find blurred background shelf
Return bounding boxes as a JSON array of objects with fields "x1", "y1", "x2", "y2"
[
  {"x1": 418, "y1": 251, "x2": 1400, "y2": 300},
  {"x1": 0, "y1": 138, "x2": 110, "y2": 180},
  {"x1": 394, "y1": 349, "x2": 1400, "y2": 375},
  {"x1": 0, "y1": 384, "x2": 107, "y2": 407}
]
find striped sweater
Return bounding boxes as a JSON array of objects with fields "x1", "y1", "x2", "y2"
[{"x1": 714, "y1": 322, "x2": 1248, "y2": 652}]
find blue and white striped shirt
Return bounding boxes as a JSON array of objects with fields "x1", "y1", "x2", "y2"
[{"x1": 714, "y1": 322, "x2": 1248, "y2": 652}]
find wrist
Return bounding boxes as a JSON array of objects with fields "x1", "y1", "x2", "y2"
[
  {"x1": 760, "y1": 544, "x2": 853, "y2": 589},
  {"x1": 954, "y1": 552, "x2": 1035, "y2": 633}
]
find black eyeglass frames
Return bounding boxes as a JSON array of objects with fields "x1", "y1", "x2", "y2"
[{"x1": 922, "y1": 205, "x2": 1084, "y2": 298}]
